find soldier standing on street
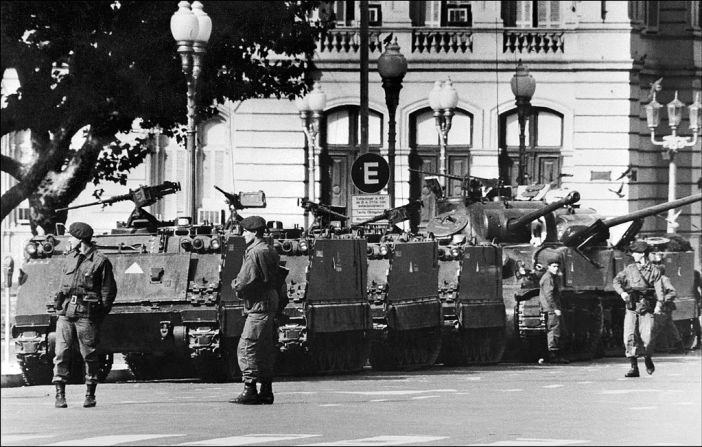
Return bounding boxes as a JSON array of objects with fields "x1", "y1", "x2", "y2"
[
  {"x1": 538, "y1": 254, "x2": 569, "y2": 364},
  {"x1": 230, "y1": 216, "x2": 280, "y2": 405},
  {"x1": 52, "y1": 222, "x2": 116, "y2": 408},
  {"x1": 648, "y1": 251, "x2": 684, "y2": 353},
  {"x1": 613, "y1": 240, "x2": 671, "y2": 377}
]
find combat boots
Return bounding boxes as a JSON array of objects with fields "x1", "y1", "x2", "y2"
[
  {"x1": 259, "y1": 380, "x2": 274, "y2": 405},
  {"x1": 229, "y1": 382, "x2": 260, "y2": 405},
  {"x1": 83, "y1": 383, "x2": 97, "y2": 408},
  {"x1": 644, "y1": 356, "x2": 655, "y2": 375},
  {"x1": 54, "y1": 382, "x2": 67, "y2": 408},
  {"x1": 625, "y1": 357, "x2": 640, "y2": 377}
]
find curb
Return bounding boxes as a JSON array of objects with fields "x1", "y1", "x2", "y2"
[{"x1": 1, "y1": 365, "x2": 133, "y2": 388}]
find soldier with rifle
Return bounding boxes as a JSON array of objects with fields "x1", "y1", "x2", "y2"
[{"x1": 613, "y1": 240, "x2": 675, "y2": 378}]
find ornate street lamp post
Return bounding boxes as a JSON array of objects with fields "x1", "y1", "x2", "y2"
[
  {"x1": 428, "y1": 79, "x2": 459, "y2": 188},
  {"x1": 645, "y1": 87, "x2": 701, "y2": 233},
  {"x1": 295, "y1": 81, "x2": 327, "y2": 208},
  {"x1": 171, "y1": 1, "x2": 211, "y2": 224},
  {"x1": 510, "y1": 60, "x2": 536, "y2": 186},
  {"x1": 377, "y1": 38, "x2": 407, "y2": 208}
]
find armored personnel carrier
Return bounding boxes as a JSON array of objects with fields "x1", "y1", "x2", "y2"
[
  {"x1": 353, "y1": 200, "x2": 443, "y2": 370},
  {"x1": 269, "y1": 199, "x2": 371, "y2": 375}
]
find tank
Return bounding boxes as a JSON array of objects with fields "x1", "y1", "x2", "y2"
[
  {"x1": 514, "y1": 193, "x2": 702, "y2": 361},
  {"x1": 354, "y1": 200, "x2": 443, "y2": 370},
  {"x1": 423, "y1": 177, "x2": 581, "y2": 364},
  {"x1": 269, "y1": 199, "x2": 372, "y2": 375},
  {"x1": 12, "y1": 182, "x2": 181, "y2": 385}
]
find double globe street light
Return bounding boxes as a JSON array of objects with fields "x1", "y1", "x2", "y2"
[
  {"x1": 428, "y1": 79, "x2": 459, "y2": 189},
  {"x1": 170, "y1": 0, "x2": 211, "y2": 224},
  {"x1": 645, "y1": 87, "x2": 701, "y2": 233}
]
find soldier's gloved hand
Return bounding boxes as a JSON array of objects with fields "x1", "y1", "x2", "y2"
[
  {"x1": 621, "y1": 292, "x2": 630, "y2": 302},
  {"x1": 654, "y1": 302, "x2": 663, "y2": 315},
  {"x1": 554, "y1": 309, "x2": 562, "y2": 317}
]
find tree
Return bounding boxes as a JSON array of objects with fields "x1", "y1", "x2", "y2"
[{"x1": 1, "y1": 1, "x2": 327, "y2": 234}]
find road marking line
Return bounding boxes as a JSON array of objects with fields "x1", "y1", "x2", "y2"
[
  {"x1": 46, "y1": 434, "x2": 184, "y2": 446},
  {"x1": 1, "y1": 435, "x2": 55, "y2": 443},
  {"x1": 336, "y1": 389, "x2": 456, "y2": 396},
  {"x1": 319, "y1": 403, "x2": 342, "y2": 407},
  {"x1": 577, "y1": 381, "x2": 593, "y2": 384},
  {"x1": 411, "y1": 395, "x2": 439, "y2": 400},
  {"x1": 600, "y1": 389, "x2": 660, "y2": 394},
  {"x1": 499, "y1": 389, "x2": 523, "y2": 392},
  {"x1": 370, "y1": 399, "x2": 389, "y2": 402},
  {"x1": 179, "y1": 434, "x2": 320, "y2": 446},
  {"x1": 629, "y1": 406, "x2": 657, "y2": 410},
  {"x1": 469, "y1": 438, "x2": 589, "y2": 446},
  {"x1": 303, "y1": 435, "x2": 448, "y2": 446},
  {"x1": 542, "y1": 384, "x2": 563, "y2": 388}
]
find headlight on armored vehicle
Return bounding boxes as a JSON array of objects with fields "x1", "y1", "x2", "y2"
[
  {"x1": 192, "y1": 236, "x2": 208, "y2": 252},
  {"x1": 25, "y1": 242, "x2": 38, "y2": 258},
  {"x1": 210, "y1": 238, "x2": 221, "y2": 251},
  {"x1": 298, "y1": 240, "x2": 308, "y2": 254},
  {"x1": 42, "y1": 241, "x2": 55, "y2": 256},
  {"x1": 180, "y1": 237, "x2": 193, "y2": 251}
]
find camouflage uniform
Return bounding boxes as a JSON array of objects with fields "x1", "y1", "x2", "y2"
[
  {"x1": 53, "y1": 246, "x2": 117, "y2": 384},
  {"x1": 539, "y1": 270, "x2": 565, "y2": 354},
  {"x1": 234, "y1": 238, "x2": 280, "y2": 384},
  {"x1": 612, "y1": 262, "x2": 670, "y2": 358}
]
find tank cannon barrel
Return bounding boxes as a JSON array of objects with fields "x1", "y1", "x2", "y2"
[
  {"x1": 408, "y1": 168, "x2": 500, "y2": 188},
  {"x1": 56, "y1": 181, "x2": 181, "y2": 212},
  {"x1": 506, "y1": 191, "x2": 580, "y2": 232},
  {"x1": 561, "y1": 193, "x2": 702, "y2": 248},
  {"x1": 351, "y1": 199, "x2": 422, "y2": 228}
]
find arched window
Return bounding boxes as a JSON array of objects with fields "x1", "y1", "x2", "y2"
[
  {"x1": 498, "y1": 107, "x2": 563, "y2": 186},
  {"x1": 409, "y1": 107, "x2": 472, "y2": 225},
  {"x1": 320, "y1": 106, "x2": 383, "y2": 212}
]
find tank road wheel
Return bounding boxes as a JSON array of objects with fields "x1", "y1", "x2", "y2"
[
  {"x1": 370, "y1": 327, "x2": 442, "y2": 371},
  {"x1": 563, "y1": 298, "x2": 604, "y2": 362},
  {"x1": 17, "y1": 354, "x2": 53, "y2": 386}
]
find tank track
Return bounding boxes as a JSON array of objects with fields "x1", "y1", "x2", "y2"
[
  {"x1": 437, "y1": 327, "x2": 507, "y2": 366},
  {"x1": 17, "y1": 354, "x2": 53, "y2": 386},
  {"x1": 276, "y1": 330, "x2": 371, "y2": 375},
  {"x1": 369, "y1": 327, "x2": 442, "y2": 370},
  {"x1": 515, "y1": 296, "x2": 603, "y2": 362},
  {"x1": 125, "y1": 353, "x2": 196, "y2": 381},
  {"x1": 191, "y1": 342, "x2": 240, "y2": 383}
]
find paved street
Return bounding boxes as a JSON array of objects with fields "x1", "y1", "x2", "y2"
[{"x1": 1, "y1": 353, "x2": 700, "y2": 446}]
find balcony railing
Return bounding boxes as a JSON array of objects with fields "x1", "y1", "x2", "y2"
[
  {"x1": 318, "y1": 29, "x2": 384, "y2": 53},
  {"x1": 412, "y1": 28, "x2": 473, "y2": 54},
  {"x1": 503, "y1": 29, "x2": 565, "y2": 54}
]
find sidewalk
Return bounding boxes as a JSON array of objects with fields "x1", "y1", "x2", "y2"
[{"x1": 1, "y1": 354, "x2": 134, "y2": 388}]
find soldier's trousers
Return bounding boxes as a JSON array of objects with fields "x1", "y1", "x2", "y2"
[
  {"x1": 238, "y1": 312, "x2": 276, "y2": 384},
  {"x1": 623, "y1": 309, "x2": 657, "y2": 357},
  {"x1": 53, "y1": 316, "x2": 100, "y2": 384},
  {"x1": 546, "y1": 311, "x2": 564, "y2": 352}
]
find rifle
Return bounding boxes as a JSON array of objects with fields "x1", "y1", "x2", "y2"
[
  {"x1": 56, "y1": 181, "x2": 181, "y2": 212},
  {"x1": 351, "y1": 199, "x2": 422, "y2": 228}
]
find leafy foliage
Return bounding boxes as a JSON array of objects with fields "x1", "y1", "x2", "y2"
[{"x1": 1, "y1": 0, "x2": 327, "y2": 232}]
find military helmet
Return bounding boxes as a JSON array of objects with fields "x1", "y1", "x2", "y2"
[
  {"x1": 68, "y1": 222, "x2": 94, "y2": 240},
  {"x1": 240, "y1": 216, "x2": 267, "y2": 232},
  {"x1": 629, "y1": 240, "x2": 650, "y2": 253}
]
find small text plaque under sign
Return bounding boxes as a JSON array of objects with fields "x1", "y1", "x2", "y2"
[{"x1": 351, "y1": 194, "x2": 390, "y2": 225}]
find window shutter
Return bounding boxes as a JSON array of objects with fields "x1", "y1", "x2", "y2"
[{"x1": 516, "y1": 0, "x2": 532, "y2": 28}]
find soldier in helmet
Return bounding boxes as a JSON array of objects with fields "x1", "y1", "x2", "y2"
[
  {"x1": 229, "y1": 216, "x2": 281, "y2": 405},
  {"x1": 538, "y1": 253, "x2": 569, "y2": 364},
  {"x1": 52, "y1": 222, "x2": 117, "y2": 408},
  {"x1": 613, "y1": 240, "x2": 670, "y2": 377}
]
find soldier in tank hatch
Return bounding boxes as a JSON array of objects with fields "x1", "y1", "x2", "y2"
[
  {"x1": 230, "y1": 216, "x2": 281, "y2": 405},
  {"x1": 613, "y1": 240, "x2": 673, "y2": 377},
  {"x1": 52, "y1": 222, "x2": 117, "y2": 408},
  {"x1": 538, "y1": 253, "x2": 569, "y2": 364}
]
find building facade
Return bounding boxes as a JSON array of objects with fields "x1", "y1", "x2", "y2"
[{"x1": 2, "y1": 0, "x2": 701, "y2": 274}]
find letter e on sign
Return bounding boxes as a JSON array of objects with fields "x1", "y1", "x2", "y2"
[{"x1": 351, "y1": 153, "x2": 389, "y2": 194}]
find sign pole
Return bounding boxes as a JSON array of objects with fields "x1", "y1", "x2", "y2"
[{"x1": 2, "y1": 256, "x2": 14, "y2": 365}]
